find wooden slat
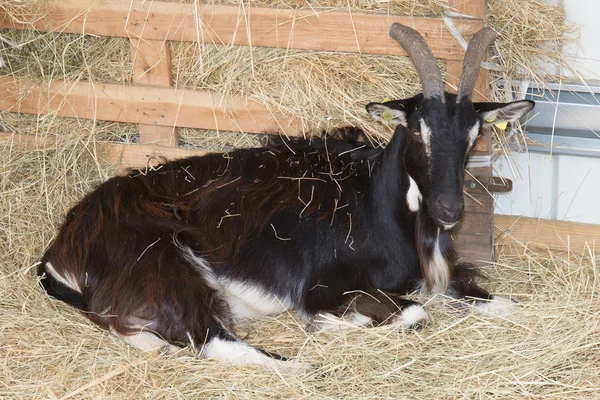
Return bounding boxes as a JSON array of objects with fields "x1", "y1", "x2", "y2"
[
  {"x1": 464, "y1": 189, "x2": 492, "y2": 214},
  {"x1": 0, "y1": 131, "x2": 208, "y2": 168},
  {"x1": 0, "y1": 131, "x2": 55, "y2": 147},
  {"x1": 0, "y1": 0, "x2": 482, "y2": 60},
  {"x1": 448, "y1": 0, "x2": 487, "y2": 20},
  {"x1": 452, "y1": 231, "x2": 493, "y2": 264},
  {"x1": 455, "y1": 214, "x2": 493, "y2": 264},
  {"x1": 0, "y1": 77, "x2": 301, "y2": 135},
  {"x1": 495, "y1": 215, "x2": 600, "y2": 254},
  {"x1": 107, "y1": 143, "x2": 208, "y2": 169},
  {"x1": 130, "y1": 38, "x2": 178, "y2": 146}
]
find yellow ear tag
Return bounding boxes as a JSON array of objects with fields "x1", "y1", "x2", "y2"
[
  {"x1": 382, "y1": 97, "x2": 392, "y2": 103},
  {"x1": 382, "y1": 110, "x2": 394, "y2": 123},
  {"x1": 494, "y1": 121, "x2": 508, "y2": 130}
]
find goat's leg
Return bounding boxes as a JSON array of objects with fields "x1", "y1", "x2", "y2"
[
  {"x1": 447, "y1": 262, "x2": 518, "y2": 317},
  {"x1": 308, "y1": 291, "x2": 429, "y2": 331}
]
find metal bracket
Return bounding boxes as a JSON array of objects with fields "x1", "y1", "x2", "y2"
[
  {"x1": 464, "y1": 177, "x2": 513, "y2": 193},
  {"x1": 488, "y1": 177, "x2": 513, "y2": 193},
  {"x1": 466, "y1": 153, "x2": 498, "y2": 169}
]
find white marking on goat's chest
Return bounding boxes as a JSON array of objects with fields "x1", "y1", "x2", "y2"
[
  {"x1": 220, "y1": 280, "x2": 291, "y2": 320},
  {"x1": 467, "y1": 121, "x2": 481, "y2": 148},
  {"x1": 429, "y1": 228, "x2": 450, "y2": 294},
  {"x1": 406, "y1": 175, "x2": 422, "y2": 212}
]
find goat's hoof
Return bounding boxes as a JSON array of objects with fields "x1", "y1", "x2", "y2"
[
  {"x1": 475, "y1": 295, "x2": 519, "y2": 317},
  {"x1": 393, "y1": 304, "x2": 429, "y2": 329}
]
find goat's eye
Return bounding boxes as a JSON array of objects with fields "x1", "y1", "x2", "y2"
[{"x1": 413, "y1": 131, "x2": 421, "y2": 136}]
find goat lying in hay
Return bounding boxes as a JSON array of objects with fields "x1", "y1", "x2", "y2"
[{"x1": 38, "y1": 23, "x2": 534, "y2": 368}]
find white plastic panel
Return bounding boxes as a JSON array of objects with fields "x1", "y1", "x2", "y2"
[{"x1": 494, "y1": 152, "x2": 600, "y2": 224}]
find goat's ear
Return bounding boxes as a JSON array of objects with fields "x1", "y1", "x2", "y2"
[
  {"x1": 475, "y1": 100, "x2": 535, "y2": 127},
  {"x1": 366, "y1": 101, "x2": 408, "y2": 127}
]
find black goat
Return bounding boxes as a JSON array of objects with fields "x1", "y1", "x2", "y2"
[{"x1": 37, "y1": 23, "x2": 534, "y2": 368}]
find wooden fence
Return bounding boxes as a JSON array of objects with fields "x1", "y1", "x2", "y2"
[{"x1": 0, "y1": 0, "x2": 495, "y2": 263}]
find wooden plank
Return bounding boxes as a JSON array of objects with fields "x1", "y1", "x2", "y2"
[
  {"x1": 455, "y1": 214, "x2": 494, "y2": 263},
  {"x1": 464, "y1": 190, "x2": 492, "y2": 214},
  {"x1": 106, "y1": 143, "x2": 208, "y2": 169},
  {"x1": 0, "y1": 131, "x2": 55, "y2": 147},
  {"x1": 495, "y1": 215, "x2": 600, "y2": 254},
  {"x1": 0, "y1": 0, "x2": 482, "y2": 61},
  {"x1": 452, "y1": 231, "x2": 493, "y2": 264},
  {"x1": 0, "y1": 131, "x2": 208, "y2": 168},
  {"x1": 130, "y1": 38, "x2": 178, "y2": 146},
  {"x1": 448, "y1": 0, "x2": 486, "y2": 20},
  {"x1": 0, "y1": 77, "x2": 301, "y2": 135}
]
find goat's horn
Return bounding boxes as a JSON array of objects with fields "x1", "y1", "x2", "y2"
[
  {"x1": 389, "y1": 22, "x2": 445, "y2": 101},
  {"x1": 456, "y1": 27, "x2": 497, "y2": 102}
]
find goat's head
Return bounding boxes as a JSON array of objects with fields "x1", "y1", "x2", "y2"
[{"x1": 367, "y1": 23, "x2": 534, "y2": 230}]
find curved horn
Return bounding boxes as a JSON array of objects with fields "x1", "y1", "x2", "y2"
[
  {"x1": 456, "y1": 27, "x2": 497, "y2": 102},
  {"x1": 389, "y1": 22, "x2": 445, "y2": 101}
]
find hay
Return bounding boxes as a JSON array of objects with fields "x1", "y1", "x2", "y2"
[
  {"x1": 487, "y1": 0, "x2": 576, "y2": 84},
  {"x1": 0, "y1": 29, "x2": 133, "y2": 83},
  {"x1": 2, "y1": 0, "x2": 597, "y2": 398},
  {"x1": 171, "y1": 43, "x2": 426, "y2": 141},
  {"x1": 0, "y1": 0, "x2": 44, "y2": 25}
]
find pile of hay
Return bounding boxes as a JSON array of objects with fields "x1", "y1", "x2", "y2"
[{"x1": 2, "y1": 0, "x2": 598, "y2": 398}]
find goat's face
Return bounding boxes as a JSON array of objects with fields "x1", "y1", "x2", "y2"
[
  {"x1": 367, "y1": 95, "x2": 534, "y2": 229},
  {"x1": 366, "y1": 23, "x2": 534, "y2": 230}
]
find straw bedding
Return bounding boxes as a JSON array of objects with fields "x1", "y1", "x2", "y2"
[{"x1": 1, "y1": 0, "x2": 597, "y2": 398}]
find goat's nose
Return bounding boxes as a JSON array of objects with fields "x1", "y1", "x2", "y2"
[{"x1": 436, "y1": 197, "x2": 464, "y2": 219}]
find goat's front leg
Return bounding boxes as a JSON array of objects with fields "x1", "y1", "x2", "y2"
[
  {"x1": 447, "y1": 262, "x2": 518, "y2": 317},
  {"x1": 307, "y1": 291, "x2": 429, "y2": 331}
]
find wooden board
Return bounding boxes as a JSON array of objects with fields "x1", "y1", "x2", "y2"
[
  {"x1": 495, "y1": 215, "x2": 600, "y2": 255},
  {"x1": 107, "y1": 143, "x2": 208, "y2": 169},
  {"x1": 448, "y1": 0, "x2": 487, "y2": 20},
  {"x1": 0, "y1": 132, "x2": 208, "y2": 169},
  {"x1": 130, "y1": 38, "x2": 178, "y2": 146},
  {"x1": 0, "y1": 77, "x2": 301, "y2": 136},
  {"x1": 452, "y1": 231, "x2": 493, "y2": 264},
  {"x1": 0, "y1": 0, "x2": 482, "y2": 60}
]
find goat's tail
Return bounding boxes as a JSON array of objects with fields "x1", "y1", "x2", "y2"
[{"x1": 37, "y1": 260, "x2": 88, "y2": 312}]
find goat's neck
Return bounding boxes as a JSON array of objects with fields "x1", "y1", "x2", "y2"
[{"x1": 371, "y1": 129, "x2": 407, "y2": 216}]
